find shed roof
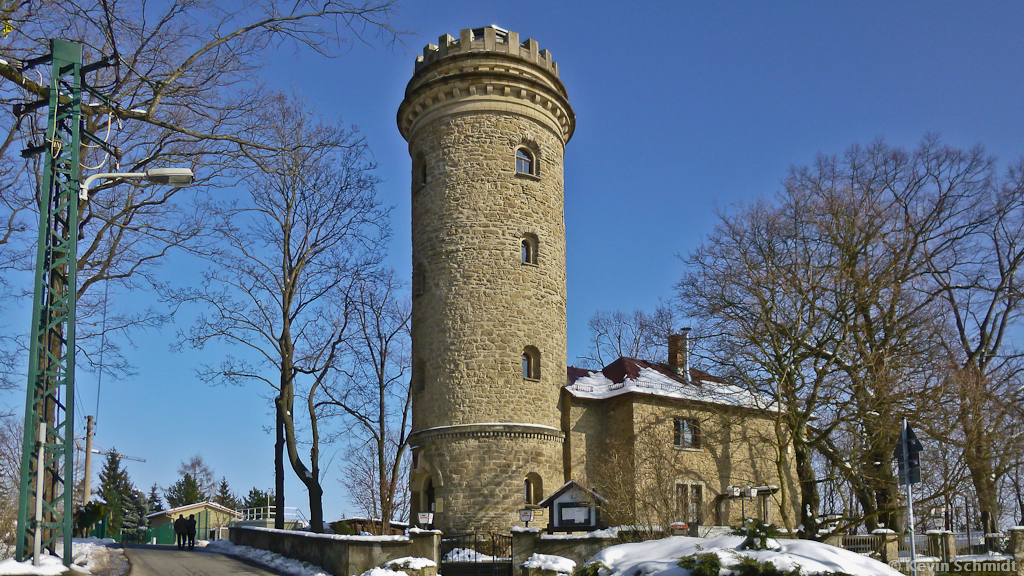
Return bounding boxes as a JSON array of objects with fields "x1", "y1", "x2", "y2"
[
  {"x1": 146, "y1": 500, "x2": 242, "y2": 520},
  {"x1": 538, "y1": 479, "x2": 607, "y2": 507}
]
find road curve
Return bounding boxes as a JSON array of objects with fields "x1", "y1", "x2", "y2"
[{"x1": 122, "y1": 543, "x2": 290, "y2": 576}]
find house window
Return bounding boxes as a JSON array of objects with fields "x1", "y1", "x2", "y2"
[
  {"x1": 674, "y1": 418, "x2": 701, "y2": 449},
  {"x1": 676, "y1": 483, "x2": 703, "y2": 525},
  {"x1": 522, "y1": 346, "x2": 540, "y2": 380},
  {"x1": 516, "y1": 148, "x2": 534, "y2": 175},
  {"x1": 521, "y1": 234, "x2": 538, "y2": 265}
]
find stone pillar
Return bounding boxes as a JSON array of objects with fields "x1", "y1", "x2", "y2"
[
  {"x1": 512, "y1": 527, "x2": 541, "y2": 569},
  {"x1": 1007, "y1": 527, "x2": 1024, "y2": 576},
  {"x1": 986, "y1": 531, "x2": 1005, "y2": 553},
  {"x1": 871, "y1": 529, "x2": 900, "y2": 564},
  {"x1": 409, "y1": 529, "x2": 442, "y2": 564},
  {"x1": 926, "y1": 530, "x2": 955, "y2": 562}
]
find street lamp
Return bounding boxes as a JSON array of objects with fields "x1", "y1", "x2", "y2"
[{"x1": 79, "y1": 167, "x2": 195, "y2": 200}]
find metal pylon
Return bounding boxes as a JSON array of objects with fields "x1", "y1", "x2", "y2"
[{"x1": 16, "y1": 39, "x2": 84, "y2": 564}]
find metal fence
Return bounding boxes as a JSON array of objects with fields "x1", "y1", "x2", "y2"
[{"x1": 839, "y1": 534, "x2": 886, "y2": 557}]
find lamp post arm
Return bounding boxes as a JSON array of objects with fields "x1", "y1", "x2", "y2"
[{"x1": 79, "y1": 172, "x2": 147, "y2": 201}]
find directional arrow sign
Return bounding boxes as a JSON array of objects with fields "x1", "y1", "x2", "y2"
[{"x1": 895, "y1": 421, "x2": 923, "y2": 485}]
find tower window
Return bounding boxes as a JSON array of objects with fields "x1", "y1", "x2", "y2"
[
  {"x1": 413, "y1": 153, "x2": 427, "y2": 188},
  {"x1": 525, "y1": 472, "x2": 543, "y2": 505},
  {"x1": 516, "y1": 148, "x2": 534, "y2": 175},
  {"x1": 674, "y1": 418, "x2": 701, "y2": 449},
  {"x1": 522, "y1": 346, "x2": 540, "y2": 380},
  {"x1": 521, "y1": 234, "x2": 538, "y2": 265},
  {"x1": 413, "y1": 358, "x2": 425, "y2": 392}
]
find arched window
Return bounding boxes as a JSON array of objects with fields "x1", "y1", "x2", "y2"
[
  {"x1": 525, "y1": 472, "x2": 544, "y2": 505},
  {"x1": 522, "y1": 346, "x2": 540, "y2": 380},
  {"x1": 425, "y1": 478, "x2": 436, "y2": 513},
  {"x1": 516, "y1": 148, "x2": 534, "y2": 175},
  {"x1": 521, "y1": 234, "x2": 538, "y2": 265}
]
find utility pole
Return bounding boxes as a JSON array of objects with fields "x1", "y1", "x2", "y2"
[
  {"x1": 83, "y1": 416, "x2": 93, "y2": 504},
  {"x1": 275, "y1": 395, "x2": 285, "y2": 530},
  {"x1": 79, "y1": 421, "x2": 147, "y2": 507},
  {"x1": 14, "y1": 39, "x2": 117, "y2": 565}
]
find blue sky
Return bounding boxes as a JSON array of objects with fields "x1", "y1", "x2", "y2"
[{"x1": 6, "y1": 0, "x2": 1024, "y2": 522}]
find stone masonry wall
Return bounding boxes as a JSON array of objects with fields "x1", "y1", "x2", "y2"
[
  {"x1": 409, "y1": 111, "x2": 567, "y2": 429},
  {"x1": 415, "y1": 430, "x2": 563, "y2": 533},
  {"x1": 570, "y1": 394, "x2": 800, "y2": 528}
]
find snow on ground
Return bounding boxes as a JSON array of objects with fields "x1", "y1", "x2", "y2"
[
  {"x1": 585, "y1": 535, "x2": 904, "y2": 576},
  {"x1": 443, "y1": 548, "x2": 507, "y2": 562},
  {"x1": 385, "y1": 557, "x2": 436, "y2": 570},
  {"x1": 523, "y1": 553, "x2": 575, "y2": 575},
  {"x1": 206, "y1": 540, "x2": 331, "y2": 576},
  {"x1": 358, "y1": 568, "x2": 408, "y2": 576},
  {"x1": 0, "y1": 538, "x2": 127, "y2": 576}
]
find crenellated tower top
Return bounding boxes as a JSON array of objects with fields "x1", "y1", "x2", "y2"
[
  {"x1": 414, "y1": 26, "x2": 560, "y2": 77},
  {"x1": 398, "y1": 26, "x2": 575, "y2": 144}
]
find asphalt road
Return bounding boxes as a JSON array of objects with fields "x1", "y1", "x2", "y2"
[{"x1": 122, "y1": 544, "x2": 290, "y2": 576}]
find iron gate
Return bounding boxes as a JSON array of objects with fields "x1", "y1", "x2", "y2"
[{"x1": 439, "y1": 533, "x2": 513, "y2": 576}]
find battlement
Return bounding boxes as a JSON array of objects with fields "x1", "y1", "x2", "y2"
[{"x1": 414, "y1": 26, "x2": 559, "y2": 78}]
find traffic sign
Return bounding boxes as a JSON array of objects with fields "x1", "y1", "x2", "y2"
[{"x1": 895, "y1": 421, "x2": 923, "y2": 485}]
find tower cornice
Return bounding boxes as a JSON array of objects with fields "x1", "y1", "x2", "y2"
[{"x1": 397, "y1": 28, "x2": 576, "y2": 145}]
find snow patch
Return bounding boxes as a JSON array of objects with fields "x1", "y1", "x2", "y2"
[
  {"x1": 206, "y1": 540, "x2": 331, "y2": 576},
  {"x1": 386, "y1": 557, "x2": 437, "y2": 570},
  {"x1": 585, "y1": 535, "x2": 904, "y2": 576},
  {"x1": 522, "y1": 553, "x2": 575, "y2": 574}
]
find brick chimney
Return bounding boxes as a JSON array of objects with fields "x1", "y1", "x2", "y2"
[{"x1": 668, "y1": 328, "x2": 692, "y2": 382}]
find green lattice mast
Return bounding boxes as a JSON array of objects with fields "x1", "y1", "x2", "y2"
[{"x1": 15, "y1": 39, "x2": 117, "y2": 565}]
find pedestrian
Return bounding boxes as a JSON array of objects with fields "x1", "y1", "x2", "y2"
[
  {"x1": 173, "y1": 514, "x2": 186, "y2": 550},
  {"x1": 187, "y1": 513, "x2": 197, "y2": 550}
]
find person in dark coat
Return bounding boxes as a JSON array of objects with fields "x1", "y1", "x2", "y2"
[
  {"x1": 173, "y1": 515, "x2": 186, "y2": 550},
  {"x1": 187, "y1": 514, "x2": 197, "y2": 550}
]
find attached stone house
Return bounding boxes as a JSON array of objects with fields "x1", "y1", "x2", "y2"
[{"x1": 561, "y1": 334, "x2": 800, "y2": 531}]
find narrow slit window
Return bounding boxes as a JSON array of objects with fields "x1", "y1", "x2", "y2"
[
  {"x1": 521, "y1": 234, "x2": 538, "y2": 265},
  {"x1": 522, "y1": 346, "x2": 540, "y2": 379}
]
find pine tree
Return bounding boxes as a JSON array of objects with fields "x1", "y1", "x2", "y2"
[
  {"x1": 164, "y1": 473, "x2": 204, "y2": 508},
  {"x1": 147, "y1": 483, "x2": 164, "y2": 512},
  {"x1": 120, "y1": 487, "x2": 150, "y2": 543},
  {"x1": 242, "y1": 487, "x2": 271, "y2": 509},
  {"x1": 97, "y1": 450, "x2": 131, "y2": 535},
  {"x1": 213, "y1": 477, "x2": 240, "y2": 510}
]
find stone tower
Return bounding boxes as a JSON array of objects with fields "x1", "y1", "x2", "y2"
[{"x1": 398, "y1": 26, "x2": 575, "y2": 532}]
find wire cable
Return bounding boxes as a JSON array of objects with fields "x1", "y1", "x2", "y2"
[{"x1": 94, "y1": 280, "x2": 110, "y2": 424}]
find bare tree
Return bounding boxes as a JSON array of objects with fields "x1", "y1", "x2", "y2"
[
  {"x1": 680, "y1": 137, "x2": 1004, "y2": 535},
  {"x1": 0, "y1": 0, "x2": 401, "y2": 377},
  {"x1": 176, "y1": 454, "x2": 216, "y2": 500},
  {"x1": 325, "y1": 271, "x2": 411, "y2": 533},
  {"x1": 169, "y1": 93, "x2": 389, "y2": 532},
  {"x1": 340, "y1": 433, "x2": 410, "y2": 530},
  {"x1": 583, "y1": 303, "x2": 679, "y2": 366}
]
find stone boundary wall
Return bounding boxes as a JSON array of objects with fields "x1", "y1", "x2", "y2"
[
  {"x1": 512, "y1": 528, "x2": 616, "y2": 568},
  {"x1": 229, "y1": 526, "x2": 440, "y2": 576}
]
